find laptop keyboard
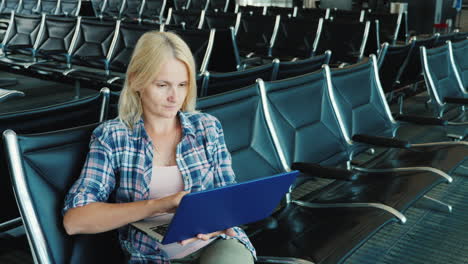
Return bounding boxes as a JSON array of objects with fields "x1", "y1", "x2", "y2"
[{"x1": 150, "y1": 224, "x2": 169, "y2": 236}]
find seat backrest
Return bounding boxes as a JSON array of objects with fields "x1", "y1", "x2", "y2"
[
  {"x1": 140, "y1": 0, "x2": 166, "y2": 20},
  {"x1": 170, "y1": 8, "x2": 203, "y2": 29},
  {"x1": 327, "y1": 56, "x2": 396, "y2": 141},
  {"x1": 377, "y1": 41, "x2": 414, "y2": 93},
  {"x1": 207, "y1": 27, "x2": 240, "y2": 73},
  {"x1": 2, "y1": 13, "x2": 42, "y2": 54},
  {"x1": 398, "y1": 34, "x2": 438, "y2": 86},
  {"x1": 187, "y1": 0, "x2": 209, "y2": 10},
  {"x1": 202, "y1": 61, "x2": 277, "y2": 96},
  {"x1": 274, "y1": 50, "x2": 331, "y2": 80},
  {"x1": 315, "y1": 19, "x2": 369, "y2": 64},
  {"x1": 59, "y1": 0, "x2": 81, "y2": 16},
  {"x1": 90, "y1": 0, "x2": 105, "y2": 16},
  {"x1": 19, "y1": 0, "x2": 39, "y2": 15},
  {"x1": 266, "y1": 6, "x2": 296, "y2": 17},
  {"x1": 203, "y1": 10, "x2": 238, "y2": 30},
  {"x1": 452, "y1": 31, "x2": 468, "y2": 42},
  {"x1": 296, "y1": 7, "x2": 328, "y2": 19},
  {"x1": 367, "y1": 12, "x2": 402, "y2": 45},
  {"x1": 0, "y1": 0, "x2": 21, "y2": 13},
  {"x1": 121, "y1": 0, "x2": 140, "y2": 18},
  {"x1": 421, "y1": 43, "x2": 464, "y2": 110},
  {"x1": 433, "y1": 32, "x2": 458, "y2": 47},
  {"x1": 236, "y1": 14, "x2": 279, "y2": 54},
  {"x1": 3, "y1": 122, "x2": 125, "y2": 264},
  {"x1": 172, "y1": 27, "x2": 215, "y2": 73},
  {"x1": 197, "y1": 83, "x2": 285, "y2": 182},
  {"x1": 38, "y1": 0, "x2": 59, "y2": 14},
  {"x1": 208, "y1": 0, "x2": 228, "y2": 12},
  {"x1": 237, "y1": 5, "x2": 265, "y2": 16},
  {"x1": 273, "y1": 16, "x2": 322, "y2": 58},
  {"x1": 172, "y1": 0, "x2": 189, "y2": 10},
  {"x1": 262, "y1": 66, "x2": 351, "y2": 167},
  {"x1": 35, "y1": 15, "x2": 78, "y2": 62},
  {"x1": 70, "y1": 18, "x2": 118, "y2": 69},
  {"x1": 449, "y1": 39, "x2": 468, "y2": 91},
  {"x1": 108, "y1": 22, "x2": 153, "y2": 72},
  {"x1": 329, "y1": 9, "x2": 363, "y2": 22},
  {"x1": 0, "y1": 88, "x2": 109, "y2": 227},
  {"x1": 101, "y1": 0, "x2": 124, "y2": 18}
]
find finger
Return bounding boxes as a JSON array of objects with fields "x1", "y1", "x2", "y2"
[
  {"x1": 179, "y1": 237, "x2": 198, "y2": 246},
  {"x1": 225, "y1": 228, "x2": 236, "y2": 237}
]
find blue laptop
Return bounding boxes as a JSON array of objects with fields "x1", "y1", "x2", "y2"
[{"x1": 131, "y1": 171, "x2": 298, "y2": 244}]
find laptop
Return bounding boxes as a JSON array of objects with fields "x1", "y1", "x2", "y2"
[{"x1": 131, "y1": 171, "x2": 298, "y2": 244}]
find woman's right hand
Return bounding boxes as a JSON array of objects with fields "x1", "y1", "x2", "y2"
[{"x1": 159, "y1": 190, "x2": 190, "y2": 213}]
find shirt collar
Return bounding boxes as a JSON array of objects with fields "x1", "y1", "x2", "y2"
[{"x1": 133, "y1": 111, "x2": 196, "y2": 139}]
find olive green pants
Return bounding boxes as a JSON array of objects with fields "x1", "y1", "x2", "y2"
[{"x1": 172, "y1": 238, "x2": 254, "y2": 264}]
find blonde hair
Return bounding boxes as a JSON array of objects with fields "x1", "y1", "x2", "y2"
[{"x1": 118, "y1": 31, "x2": 197, "y2": 129}]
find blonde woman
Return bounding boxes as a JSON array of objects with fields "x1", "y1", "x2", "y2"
[{"x1": 63, "y1": 31, "x2": 256, "y2": 264}]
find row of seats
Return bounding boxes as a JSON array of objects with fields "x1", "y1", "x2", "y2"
[
  {"x1": 377, "y1": 32, "x2": 468, "y2": 113},
  {"x1": 0, "y1": 12, "x2": 346, "y2": 96},
  {"x1": 162, "y1": 8, "x2": 403, "y2": 63},
  {"x1": 2, "y1": 53, "x2": 467, "y2": 263},
  {"x1": 0, "y1": 0, "x2": 80, "y2": 16},
  {"x1": 0, "y1": 13, "x2": 219, "y2": 95},
  {"x1": 89, "y1": 0, "x2": 231, "y2": 21}
]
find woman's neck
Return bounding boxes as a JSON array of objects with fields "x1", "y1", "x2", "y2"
[{"x1": 143, "y1": 114, "x2": 180, "y2": 136}]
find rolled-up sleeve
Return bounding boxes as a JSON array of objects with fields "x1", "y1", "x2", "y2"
[{"x1": 63, "y1": 128, "x2": 117, "y2": 215}]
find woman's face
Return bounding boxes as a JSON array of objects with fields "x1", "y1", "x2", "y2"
[{"x1": 138, "y1": 58, "x2": 189, "y2": 120}]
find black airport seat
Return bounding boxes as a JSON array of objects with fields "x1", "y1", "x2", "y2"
[
  {"x1": 203, "y1": 10, "x2": 239, "y2": 30},
  {"x1": 0, "y1": 13, "x2": 43, "y2": 63},
  {"x1": 171, "y1": 27, "x2": 215, "y2": 73},
  {"x1": 236, "y1": 4, "x2": 265, "y2": 16},
  {"x1": 201, "y1": 60, "x2": 277, "y2": 96},
  {"x1": 168, "y1": 8, "x2": 204, "y2": 29},
  {"x1": 327, "y1": 55, "x2": 468, "y2": 175},
  {"x1": 377, "y1": 41, "x2": 414, "y2": 101},
  {"x1": 3, "y1": 122, "x2": 126, "y2": 264},
  {"x1": 0, "y1": 88, "x2": 109, "y2": 231},
  {"x1": 421, "y1": 42, "x2": 468, "y2": 125},
  {"x1": 0, "y1": 0, "x2": 21, "y2": 14},
  {"x1": 398, "y1": 34, "x2": 438, "y2": 88},
  {"x1": 449, "y1": 39, "x2": 468, "y2": 92},
  {"x1": 315, "y1": 19, "x2": 370, "y2": 65},
  {"x1": 59, "y1": 0, "x2": 81, "y2": 16},
  {"x1": 235, "y1": 14, "x2": 280, "y2": 58},
  {"x1": 18, "y1": 0, "x2": 38, "y2": 15},
  {"x1": 34, "y1": 0, "x2": 59, "y2": 15},
  {"x1": 272, "y1": 16, "x2": 322, "y2": 60},
  {"x1": 272, "y1": 50, "x2": 331, "y2": 80},
  {"x1": 139, "y1": 0, "x2": 166, "y2": 23}
]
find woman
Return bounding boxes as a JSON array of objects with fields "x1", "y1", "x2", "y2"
[{"x1": 63, "y1": 31, "x2": 256, "y2": 264}]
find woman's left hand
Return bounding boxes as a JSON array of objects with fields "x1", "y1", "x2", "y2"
[{"x1": 179, "y1": 228, "x2": 236, "y2": 246}]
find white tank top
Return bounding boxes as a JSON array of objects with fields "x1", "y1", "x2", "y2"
[{"x1": 147, "y1": 165, "x2": 214, "y2": 259}]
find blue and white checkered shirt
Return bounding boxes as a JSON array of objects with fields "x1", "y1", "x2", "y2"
[{"x1": 63, "y1": 111, "x2": 256, "y2": 263}]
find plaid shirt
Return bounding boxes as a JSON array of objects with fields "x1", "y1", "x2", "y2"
[{"x1": 63, "y1": 112, "x2": 256, "y2": 263}]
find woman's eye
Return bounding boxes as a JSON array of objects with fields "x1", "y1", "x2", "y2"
[
  {"x1": 156, "y1": 83, "x2": 167, "y2": 88},
  {"x1": 179, "y1": 83, "x2": 187, "y2": 88}
]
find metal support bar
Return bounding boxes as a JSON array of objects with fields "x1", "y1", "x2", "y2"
[
  {"x1": 0, "y1": 217, "x2": 22, "y2": 232},
  {"x1": 416, "y1": 195, "x2": 452, "y2": 213},
  {"x1": 351, "y1": 166, "x2": 453, "y2": 183},
  {"x1": 292, "y1": 200, "x2": 407, "y2": 224}
]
